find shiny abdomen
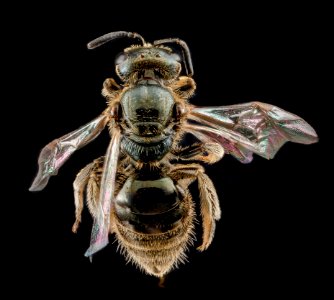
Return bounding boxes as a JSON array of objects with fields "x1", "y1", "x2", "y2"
[{"x1": 112, "y1": 176, "x2": 195, "y2": 277}]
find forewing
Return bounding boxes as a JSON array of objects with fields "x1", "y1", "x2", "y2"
[
  {"x1": 29, "y1": 114, "x2": 109, "y2": 191},
  {"x1": 186, "y1": 102, "x2": 318, "y2": 162},
  {"x1": 84, "y1": 127, "x2": 121, "y2": 258}
]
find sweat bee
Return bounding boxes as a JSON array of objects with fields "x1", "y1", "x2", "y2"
[{"x1": 30, "y1": 31, "x2": 318, "y2": 280}]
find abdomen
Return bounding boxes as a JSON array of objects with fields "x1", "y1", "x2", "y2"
[{"x1": 112, "y1": 176, "x2": 195, "y2": 277}]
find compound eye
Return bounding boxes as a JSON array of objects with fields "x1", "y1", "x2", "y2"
[
  {"x1": 115, "y1": 53, "x2": 128, "y2": 65},
  {"x1": 170, "y1": 53, "x2": 181, "y2": 62}
]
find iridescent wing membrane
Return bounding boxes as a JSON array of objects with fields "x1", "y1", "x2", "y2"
[
  {"x1": 29, "y1": 112, "x2": 121, "y2": 257},
  {"x1": 85, "y1": 128, "x2": 121, "y2": 257},
  {"x1": 186, "y1": 102, "x2": 318, "y2": 163},
  {"x1": 29, "y1": 114, "x2": 109, "y2": 191}
]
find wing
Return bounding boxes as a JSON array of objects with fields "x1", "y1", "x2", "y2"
[
  {"x1": 185, "y1": 101, "x2": 318, "y2": 163},
  {"x1": 29, "y1": 113, "x2": 109, "y2": 191},
  {"x1": 84, "y1": 127, "x2": 121, "y2": 258}
]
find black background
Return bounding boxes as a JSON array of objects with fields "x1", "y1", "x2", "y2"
[{"x1": 9, "y1": 3, "x2": 329, "y2": 297}]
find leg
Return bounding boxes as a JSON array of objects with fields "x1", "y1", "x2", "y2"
[
  {"x1": 197, "y1": 171, "x2": 221, "y2": 251},
  {"x1": 102, "y1": 77, "x2": 122, "y2": 100},
  {"x1": 72, "y1": 157, "x2": 105, "y2": 232},
  {"x1": 72, "y1": 155, "x2": 134, "y2": 233},
  {"x1": 72, "y1": 161, "x2": 95, "y2": 233},
  {"x1": 168, "y1": 163, "x2": 221, "y2": 251},
  {"x1": 85, "y1": 156, "x2": 135, "y2": 233},
  {"x1": 86, "y1": 157, "x2": 104, "y2": 220},
  {"x1": 170, "y1": 76, "x2": 196, "y2": 99},
  {"x1": 173, "y1": 142, "x2": 224, "y2": 164}
]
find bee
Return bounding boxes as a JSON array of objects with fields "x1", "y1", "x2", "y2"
[{"x1": 30, "y1": 31, "x2": 318, "y2": 280}]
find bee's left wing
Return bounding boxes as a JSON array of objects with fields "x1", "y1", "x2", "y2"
[
  {"x1": 29, "y1": 113, "x2": 109, "y2": 191},
  {"x1": 185, "y1": 102, "x2": 318, "y2": 163}
]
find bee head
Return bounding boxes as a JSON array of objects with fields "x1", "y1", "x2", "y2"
[
  {"x1": 87, "y1": 31, "x2": 193, "y2": 83},
  {"x1": 115, "y1": 45, "x2": 182, "y2": 84}
]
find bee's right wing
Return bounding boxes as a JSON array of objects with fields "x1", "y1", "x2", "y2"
[
  {"x1": 29, "y1": 113, "x2": 109, "y2": 191},
  {"x1": 84, "y1": 127, "x2": 121, "y2": 258}
]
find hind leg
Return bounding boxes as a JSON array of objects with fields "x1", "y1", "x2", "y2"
[
  {"x1": 168, "y1": 163, "x2": 221, "y2": 251},
  {"x1": 72, "y1": 157, "x2": 104, "y2": 233},
  {"x1": 85, "y1": 157, "x2": 105, "y2": 220},
  {"x1": 73, "y1": 154, "x2": 135, "y2": 234},
  {"x1": 72, "y1": 162, "x2": 94, "y2": 232}
]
